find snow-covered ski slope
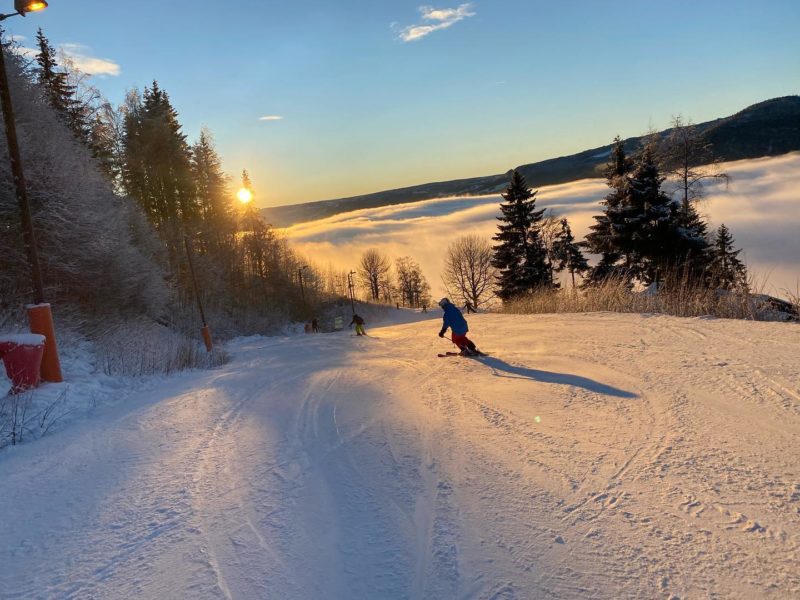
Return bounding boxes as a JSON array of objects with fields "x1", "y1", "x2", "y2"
[{"x1": 1, "y1": 312, "x2": 799, "y2": 599}]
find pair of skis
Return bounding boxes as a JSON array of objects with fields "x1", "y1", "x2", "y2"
[
  {"x1": 438, "y1": 335, "x2": 488, "y2": 358},
  {"x1": 437, "y1": 350, "x2": 488, "y2": 358}
]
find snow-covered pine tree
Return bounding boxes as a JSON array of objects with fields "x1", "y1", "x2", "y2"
[
  {"x1": 709, "y1": 224, "x2": 748, "y2": 291},
  {"x1": 491, "y1": 170, "x2": 553, "y2": 301},
  {"x1": 0, "y1": 42, "x2": 168, "y2": 316},
  {"x1": 583, "y1": 136, "x2": 631, "y2": 284},
  {"x1": 612, "y1": 143, "x2": 683, "y2": 285},
  {"x1": 553, "y1": 219, "x2": 589, "y2": 288}
]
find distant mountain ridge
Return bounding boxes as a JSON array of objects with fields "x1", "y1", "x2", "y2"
[{"x1": 263, "y1": 96, "x2": 800, "y2": 227}]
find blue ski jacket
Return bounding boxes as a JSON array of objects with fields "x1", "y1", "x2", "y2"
[{"x1": 440, "y1": 303, "x2": 469, "y2": 336}]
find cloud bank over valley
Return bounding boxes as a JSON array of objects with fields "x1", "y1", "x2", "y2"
[{"x1": 283, "y1": 154, "x2": 800, "y2": 299}]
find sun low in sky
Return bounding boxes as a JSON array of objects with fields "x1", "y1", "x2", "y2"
[
  {"x1": 8, "y1": 1, "x2": 800, "y2": 207},
  {"x1": 237, "y1": 188, "x2": 253, "y2": 205}
]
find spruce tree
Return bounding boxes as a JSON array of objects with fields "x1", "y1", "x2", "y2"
[
  {"x1": 491, "y1": 170, "x2": 552, "y2": 301},
  {"x1": 192, "y1": 128, "x2": 234, "y2": 251},
  {"x1": 709, "y1": 224, "x2": 747, "y2": 291},
  {"x1": 613, "y1": 144, "x2": 683, "y2": 285},
  {"x1": 583, "y1": 136, "x2": 631, "y2": 284},
  {"x1": 123, "y1": 81, "x2": 197, "y2": 243},
  {"x1": 35, "y1": 29, "x2": 87, "y2": 141},
  {"x1": 553, "y1": 219, "x2": 589, "y2": 288},
  {"x1": 121, "y1": 89, "x2": 149, "y2": 206},
  {"x1": 674, "y1": 198, "x2": 712, "y2": 277}
]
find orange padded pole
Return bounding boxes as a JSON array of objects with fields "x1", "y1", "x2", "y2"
[
  {"x1": 27, "y1": 303, "x2": 63, "y2": 383},
  {"x1": 201, "y1": 325, "x2": 213, "y2": 353}
]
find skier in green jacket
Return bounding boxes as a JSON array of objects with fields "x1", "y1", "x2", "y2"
[{"x1": 349, "y1": 314, "x2": 366, "y2": 336}]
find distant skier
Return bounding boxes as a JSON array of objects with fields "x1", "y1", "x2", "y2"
[
  {"x1": 464, "y1": 300, "x2": 475, "y2": 314},
  {"x1": 311, "y1": 318, "x2": 319, "y2": 333},
  {"x1": 437, "y1": 298, "x2": 481, "y2": 355},
  {"x1": 349, "y1": 314, "x2": 366, "y2": 336}
]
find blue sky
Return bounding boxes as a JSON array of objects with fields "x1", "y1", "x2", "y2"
[{"x1": 5, "y1": 0, "x2": 799, "y2": 206}]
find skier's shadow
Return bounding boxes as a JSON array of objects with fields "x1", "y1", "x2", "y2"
[{"x1": 480, "y1": 357, "x2": 637, "y2": 399}]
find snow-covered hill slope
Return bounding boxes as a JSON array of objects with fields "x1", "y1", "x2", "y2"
[{"x1": 1, "y1": 313, "x2": 799, "y2": 599}]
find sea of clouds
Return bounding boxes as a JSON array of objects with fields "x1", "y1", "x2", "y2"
[{"x1": 283, "y1": 153, "x2": 800, "y2": 299}]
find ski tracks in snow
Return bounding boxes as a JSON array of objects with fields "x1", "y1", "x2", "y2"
[{"x1": 1, "y1": 313, "x2": 799, "y2": 599}]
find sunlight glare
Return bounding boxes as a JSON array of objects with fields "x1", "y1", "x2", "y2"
[{"x1": 237, "y1": 188, "x2": 253, "y2": 204}]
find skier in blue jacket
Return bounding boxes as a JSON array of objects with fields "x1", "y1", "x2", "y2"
[{"x1": 438, "y1": 298, "x2": 481, "y2": 355}]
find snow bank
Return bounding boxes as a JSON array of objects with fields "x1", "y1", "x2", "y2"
[
  {"x1": 0, "y1": 333, "x2": 46, "y2": 346},
  {"x1": 0, "y1": 321, "x2": 227, "y2": 448}
]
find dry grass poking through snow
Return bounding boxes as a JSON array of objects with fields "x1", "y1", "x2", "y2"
[
  {"x1": 503, "y1": 276, "x2": 798, "y2": 321},
  {"x1": 94, "y1": 318, "x2": 229, "y2": 377}
]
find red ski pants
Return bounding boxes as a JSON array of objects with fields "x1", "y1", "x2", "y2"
[{"x1": 451, "y1": 333, "x2": 476, "y2": 351}]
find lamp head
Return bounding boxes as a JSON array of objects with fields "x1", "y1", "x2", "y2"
[{"x1": 15, "y1": 0, "x2": 48, "y2": 15}]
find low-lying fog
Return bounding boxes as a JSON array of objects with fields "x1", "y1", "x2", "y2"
[{"x1": 284, "y1": 153, "x2": 800, "y2": 299}]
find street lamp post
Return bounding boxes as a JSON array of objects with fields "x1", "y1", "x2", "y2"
[
  {"x1": 183, "y1": 236, "x2": 213, "y2": 353},
  {"x1": 298, "y1": 265, "x2": 308, "y2": 312},
  {"x1": 347, "y1": 270, "x2": 356, "y2": 315},
  {"x1": 0, "y1": 1, "x2": 62, "y2": 383}
]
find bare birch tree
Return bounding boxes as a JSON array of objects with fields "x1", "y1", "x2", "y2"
[
  {"x1": 442, "y1": 234, "x2": 496, "y2": 309},
  {"x1": 395, "y1": 257, "x2": 430, "y2": 308},
  {"x1": 538, "y1": 212, "x2": 563, "y2": 283},
  {"x1": 660, "y1": 116, "x2": 729, "y2": 208},
  {"x1": 359, "y1": 248, "x2": 391, "y2": 301}
]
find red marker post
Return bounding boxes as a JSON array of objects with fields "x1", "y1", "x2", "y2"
[{"x1": 26, "y1": 304, "x2": 62, "y2": 382}]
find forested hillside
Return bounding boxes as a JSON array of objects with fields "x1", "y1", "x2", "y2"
[{"x1": 0, "y1": 32, "x2": 334, "y2": 345}]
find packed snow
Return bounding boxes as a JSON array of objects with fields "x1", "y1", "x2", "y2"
[
  {"x1": 0, "y1": 333, "x2": 46, "y2": 346},
  {"x1": 283, "y1": 153, "x2": 800, "y2": 299},
  {"x1": 1, "y1": 311, "x2": 798, "y2": 598}
]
